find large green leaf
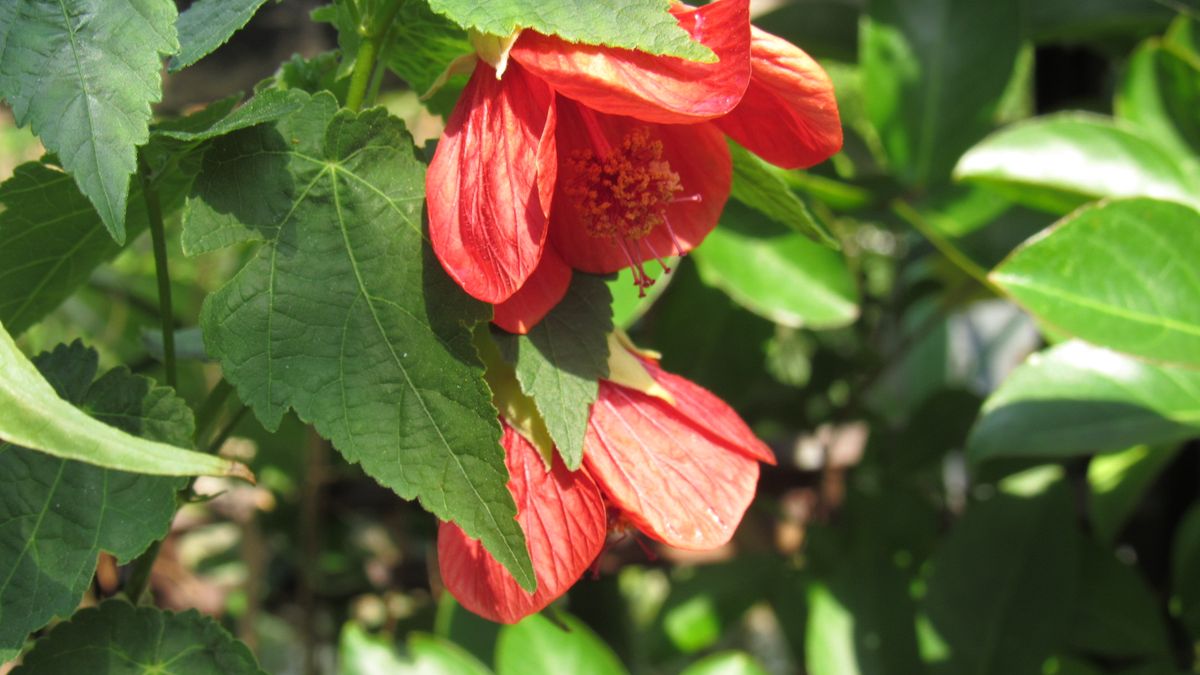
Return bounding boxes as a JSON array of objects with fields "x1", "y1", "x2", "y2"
[
  {"x1": 496, "y1": 613, "x2": 628, "y2": 675},
  {"x1": 0, "y1": 0, "x2": 179, "y2": 242},
  {"x1": 168, "y1": 0, "x2": 269, "y2": 72},
  {"x1": 992, "y1": 198, "x2": 1200, "y2": 367},
  {"x1": 1173, "y1": 501, "x2": 1200, "y2": 637},
  {"x1": 969, "y1": 341, "x2": 1200, "y2": 463},
  {"x1": 0, "y1": 343, "x2": 188, "y2": 662},
  {"x1": 1117, "y1": 32, "x2": 1200, "y2": 162},
  {"x1": 862, "y1": 0, "x2": 1023, "y2": 186},
  {"x1": 923, "y1": 482, "x2": 1080, "y2": 675},
  {"x1": 340, "y1": 623, "x2": 492, "y2": 675},
  {"x1": 956, "y1": 114, "x2": 1200, "y2": 213},
  {"x1": 0, "y1": 325, "x2": 249, "y2": 479},
  {"x1": 495, "y1": 274, "x2": 612, "y2": 470},
  {"x1": 188, "y1": 92, "x2": 533, "y2": 590},
  {"x1": 427, "y1": 0, "x2": 714, "y2": 62},
  {"x1": 14, "y1": 600, "x2": 265, "y2": 674},
  {"x1": 693, "y1": 204, "x2": 858, "y2": 330}
]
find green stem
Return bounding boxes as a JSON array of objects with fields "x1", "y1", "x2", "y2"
[
  {"x1": 892, "y1": 199, "x2": 1003, "y2": 295},
  {"x1": 140, "y1": 161, "x2": 177, "y2": 389},
  {"x1": 344, "y1": 0, "x2": 404, "y2": 111}
]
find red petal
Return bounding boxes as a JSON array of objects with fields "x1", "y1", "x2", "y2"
[
  {"x1": 584, "y1": 381, "x2": 760, "y2": 550},
  {"x1": 549, "y1": 99, "x2": 731, "y2": 274},
  {"x1": 715, "y1": 27, "x2": 842, "y2": 169},
  {"x1": 428, "y1": 62, "x2": 558, "y2": 303},
  {"x1": 510, "y1": 0, "x2": 751, "y2": 125},
  {"x1": 438, "y1": 422, "x2": 606, "y2": 624},
  {"x1": 492, "y1": 246, "x2": 573, "y2": 334},
  {"x1": 640, "y1": 358, "x2": 775, "y2": 465}
]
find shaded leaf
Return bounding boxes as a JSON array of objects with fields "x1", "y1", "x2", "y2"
[
  {"x1": 970, "y1": 341, "x2": 1200, "y2": 462},
  {"x1": 14, "y1": 600, "x2": 265, "y2": 674},
  {"x1": 1068, "y1": 539, "x2": 1172, "y2": 660},
  {"x1": 862, "y1": 0, "x2": 1023, "y2": 186},
  {"x1": 495, "y1": 274, "x2": 612, "y2": 470},
  {"x1": 339, "y1": 623, "x2": 492, "y2": 675},
  {"x1": 0, "y1": 0, "x2": 179, "y2": 241},
  {"x1": 0, "y1": 343, "x2": 188, "y2": 661},
  {"x1": 992, "y1": 198, "x2": 1200, "y2": 368},
  {"x1": 1089, "y1": 444, "x2": 1180, "y2": 544},
  {"x1": 1172, "y1": 501, "x2": 1200, "y2": 638},
  {"x1": 681, "y1": 652, "x2": 770, "y2": 675},
  {"x1": 188, "y1": 92, "x2": 533, "y2": 590},
  {"x1": 729, "y1": 141, "x2": 836, "y2": 246},
  {"x1": 1117, "y1": 30, "x2": 1200, "y2": 161}
]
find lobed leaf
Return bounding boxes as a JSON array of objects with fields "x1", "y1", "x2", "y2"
[
  {"x1": 0, "y1": 343, "x2": 189, "y2": 661},
  {"x1": 169, "y1": 0, "x2": 270, "y2": 72},
  {"x1": 427, "y1": 0, "x2": 714, "y2": 62},
  {"x1": 0, "y1": 0, "x2": 179, "y2": 242},
  {"x1": 188, "y1": 92, "x2": 534, "y2": 591}
]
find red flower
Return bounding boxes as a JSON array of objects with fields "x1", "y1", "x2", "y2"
[
  {"x1": 427, "y1": 0, "x2": 842, "y2": 334},
  {"x1": 437, "y1": 352, "x2": 774, "y2": 623}
]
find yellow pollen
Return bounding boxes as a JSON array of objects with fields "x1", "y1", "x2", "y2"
[{"x1": 564, "y1": 128, "x2": 683, "y2": 243}]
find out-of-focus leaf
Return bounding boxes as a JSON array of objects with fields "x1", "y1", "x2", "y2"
[
  {"x1": 427, "y1": 0, "x2": 715, "y2": 61},
  {"x1": 142, "y1": 327, "x2": 210, "y2": 363},
  {"x1": 862, "y1": 0, "x2": 1023, "y2": 186},
  {"x1": 0, "y1": 343, "x2": 190, "y2": 661},
  {"x1": 693, "y1": 204, "x2": 858, "y2": 330},
  {"x1": 970, "y1": 341, "x2": 1200, "y2": 462},
  {"x1": 754, "y1": 0, "x2": 861, "y2": 62},
  {"x1": 15, "y1": 601, "x2": 265, "y2": 674},
  {"x1": 1023, "y1": 0, "x2": 1178, "y2": 43},
  {"x1": 1172, "y1": 501, "x2": 1200, "y2": 637},
  {"x1": 910, "y1": 187, "x2": 1048, "y2": 270},
  {"x1": 956, "y1": 114, "x2": 1200, "y2": 213},
  {"x1": 434, "y1": 595, "x2": 501, "y2": 668},
  {"x1": 609, "y1": 265, "x2": 674, "y2": 329},
  {"x1": 680, "y1": 652, "x2": 770, "y2": 675},
  {"x1": 495, "y1": 274, "x2": 612, "y2": 470},
  {"x1": 1117, "y1": 31, "x2": 1200, "y2": 161},
  {"x1": 0, "y1": 0, "x2": 178, "y2": 242},
  {"x1": 923, "y1": 482, "x2": 1079, "y2": 675},
  {"x1": 992, "y1": 199, "x2": 1200, "y2": 367},
  {"x1": 188, "y1": 93, "x2": 534, "y2": 590},
  {"x1": 340, "y1": 623, "x2": 493, "y2": 675},
  {"x1": 1068, "y1": 539, "x2": 1172, "y2": 659},
  {"x1": 654, "y1": 557, "x2": 777, "y2": 658},
  {"x1": 496, "y1": 613, "x2": 628, "y2": 675},
  {"x1": 1089, "y1": 445, "x2": 1181, "y2": 544},
  {"x1": 169, "y1": 0, "x2": 269, "y2": 72}
]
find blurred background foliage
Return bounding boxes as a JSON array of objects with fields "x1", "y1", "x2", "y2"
[{"x1": 4, "y1": 0, "x2": 1200, "y2": 673}]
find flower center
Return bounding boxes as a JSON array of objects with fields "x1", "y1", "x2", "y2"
[{"x1": 564, "y1": 117, "x2": 697, "y2": 295}]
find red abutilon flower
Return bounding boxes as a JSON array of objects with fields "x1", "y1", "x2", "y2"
[
  {"x1": 437, "y1": 343, "x2": 775, "y2": 623},
  {"x1": 427, "y1": 0, "x2": 842, "y2": 335}
]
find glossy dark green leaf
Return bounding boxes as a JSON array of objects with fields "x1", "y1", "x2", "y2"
[
  {"x1": 0, "y1": 343, "x2": 188, "y2": 661},
  {"x1": 427, "y1": 0, "x2": 714, "y2": 62},
  {"x1": 495, "y1": 274, "x2": 612, "y2": 470},
  {"x1": 1089, "y1": 444, "x2": 1181, "y2": 544},
  {"x1": 14, "y1": 601, "x2": 265, "y2": 674},
  {"x1": 692, "y1": 205, "x2": 858, "y2": 330},
  {"x1": 956, "y1": 115, "x2": 1200, "y2": 213},
  {"x1": 0, "y1": 0, "x2": 178, "y2": 241},
  {"x1": 169, "y1": 0, "x2": 269, "y2": 72},
  {"x1": 154, "y1": 89, "x2": 309, "y2": 144},
  {"x1": 992, "y1": 199, "x2": 1200, "y2": 367},
  {"x1": 970, "y1": 341, "x2": 1200, "y2": 462},
  {"x1": 923, "y1": 482, "x2": 1079, "y2": 675},
  {"x1": 1172, "y1": 501, "x2": 1200, "y2": 637},
  {"x1": 187, "y1": 92, "x2": 533, "y2": 590},
  {"x1": 496, "y1": 613, "x2": 627, "y2": 675},
  {"x1": 1068, "y1": 539, "x2": 1172, "y2": 659},
  {"x1": 862, "y1": 0, "x2": 1023, "y2": 186}
]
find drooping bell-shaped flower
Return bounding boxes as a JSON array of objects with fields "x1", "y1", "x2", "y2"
[
  {"x1": 426, "y1": 0, "x2": 842, "y2": 334},
  {"x1": 436, "y1": 339, "x2": 774, "y2": 623}
]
